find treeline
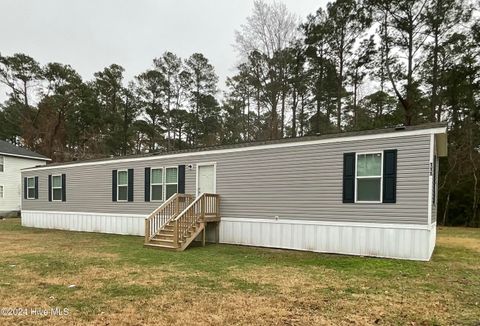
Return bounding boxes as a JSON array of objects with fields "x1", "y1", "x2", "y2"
[
  {"x1": 0, "y1": 52, "x2": 223, "y2": 158},
  {"x1": 0, "y1": 0, "x2": 479, "y2": 226}
]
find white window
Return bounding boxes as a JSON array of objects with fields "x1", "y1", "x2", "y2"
[
  {"x1": 117, "y1": 170, "x2": 128, "y2": 201},
  {"x1": 151, "y1": 168, "x2": 163, "y2": 201},
  {"x1": 0, "y1": 155, "x2": 4, "y2": 172},
  {"x1": 52, "y1": 175, "x2": 63, "y2": 201},
  {"x1": 0, "y1": 185, "x2": 3, "y2": 198},
  {"x1": 27, "y1": 177, "x2": 36, "y2": 199},
  {"x1": 356, "y1": 152, "x2": 383, "y2": 203},
  {"x1": 165, "y1": 167, "x2": 178, "y2": 200}
]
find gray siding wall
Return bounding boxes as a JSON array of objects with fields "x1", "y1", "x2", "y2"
[{"x1": 22, "y1": 133, "x2": 431, "y2": 225}]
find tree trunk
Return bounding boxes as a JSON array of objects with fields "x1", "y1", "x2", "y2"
[
  {"x1": 166, "y1": 87, "x2": 171, "y2": 151},
  {"x1": 383, "y1": 10, "x2": 412, "y2": 126},
  {"x1": 246, "y1": 95, "x2": 250, "y2": 141},
  {"x1": 178, "y1": 126, "x2": 182, "y2": 150},
  {"x1": 317, "y1": 46, "x2": 325, "y2": 133},
  {"x1": 404, "y1": 13, "x2": 415, "y2": 126},
  {"x1": 23, "y1": 80, "x2": 29, "y2": 108},
  {"x1": 300, "y1": 93, "x2": 305, "y2": 137},
  {"x1": 256, "y1": 88, "x2": 261, "y2": 137},
  {"x1": 122, "y1": 100, "x2": 129, "y2": 156},
  {"x1": 270, "y1": 96, "x2": 279, "y2": 140},
  {"x1": 291, "y1": 88, "x2": 297, "y2": 138},
  {"x1": 442, "y1": 192, "x2": 450, "y2": 226},
  {"x1": 430, "y1": 26, "x2": 440, "y2": 122},
  {"x1": 336, "y1": 34, "x2": 345, "y2": 131},
  {"x1": 280, "y1": 90, "x2": 286, "y2": 138},
  {"x1": 353, "y1": 68, "x2": 358, "y2": 129},
  {"x1": 469, "y1": 126, "x2": 479, "y2": 227}
]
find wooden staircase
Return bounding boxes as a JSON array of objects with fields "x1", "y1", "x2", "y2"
[{"x1": 144, "y1": 193, "x2": 220, "y2": 251}]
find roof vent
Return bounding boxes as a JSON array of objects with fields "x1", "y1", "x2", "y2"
[{"x1": 394, "y1": 124, "x2": 406, "y2": 130}]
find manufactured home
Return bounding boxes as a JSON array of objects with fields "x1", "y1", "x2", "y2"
[
  {"x1": 21, "y1": 123, "x2": 447, "y2": 261},
  {"x1": 0, "y1": 140, "x2": 50, "y2": 217}
]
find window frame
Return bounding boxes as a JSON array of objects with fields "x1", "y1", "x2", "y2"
[
  {"x1": 150, "y1": 167, "x2": 164, "y2": 202},
  {"x1": 116, "y1": 169, "x2": 129, "y2": 202},
  {"x1": 51, "y1": 174, "x2": 63, "y2": 202},
  {"x1": 0, "y1": 185, "x2": 4, "y2": 199},
  {"x1": 0, "y1": 155, "x2": 4, "y2": 172},
  {"x1": 164, "y1": 166, "x2": 179, "y2": 200},
  {"x1": 355, "y1": 152, "x2": 383, "y2": 204},
  {"x1": 27, "y1": 176, "x2": 36, "y2": 200}
]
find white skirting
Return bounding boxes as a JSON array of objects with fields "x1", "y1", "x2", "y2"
[
  {"x1": 21, "y1": 210, "x2": 147, "y2": 236},
  {"x1": 20, "y1": 211, "x2": 436, "y2": 261},
  {"x1": 219, "y1": 218, "x2": 437, "y2": 261}
]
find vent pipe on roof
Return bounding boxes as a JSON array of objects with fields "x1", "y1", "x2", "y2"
[{"x1": 394, "y1": 124, "x2": 406, "y2": 130}]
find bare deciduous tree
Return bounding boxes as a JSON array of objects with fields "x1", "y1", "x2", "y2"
[{"x1": 234, "y1": 0, "x2": 300, "y2": 59}]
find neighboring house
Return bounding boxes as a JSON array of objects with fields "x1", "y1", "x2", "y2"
[
  {"x1": 21, "y1": 123, "x2": 447, "y2": 261},
  {"x1": 0, "y1": 141, "x2": 50, "y2": 217}
]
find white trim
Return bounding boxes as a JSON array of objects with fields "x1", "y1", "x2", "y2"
[
  {"x1": 22, "y1": 209, "x2": 147, "y2": 218},
  {"x1": 26, "y1": 176, "x2": 36, "y2": 200},
  {"x1": 427, "y1": 134, "x2": 434, "y2": 225},
  {"x1": 220, "y1": 217, "x2": 433, "y2": 230},
  {"x1": 22, "y1": 127, "x2": 447, "y2": 172},
  {"x1": 150, "y1": 167, "x2": 164, "y2": 202},
  {"x1": 51, "y1": 174, "x2": 63, "y2": 202},
  {"x1": 0, "y1": 152, "x2": 51, "y2": 161},
  {"x1": 195, "y1": 162, "x2": 217, "y2": 197},
  {"x1": 355, "y1": 152, "x2": 383, "y2": 203},
  {"x1": 116, "y1": 170, "x2": 129, "y2": 202}
]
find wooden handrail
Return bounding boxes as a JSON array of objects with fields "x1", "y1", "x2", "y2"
[
  {"x1": 144, "y1": 193, "x2": 194, "y2": 243},
  {"x1": 173, "y1": 193, "x2": 220, "y2": 246}
]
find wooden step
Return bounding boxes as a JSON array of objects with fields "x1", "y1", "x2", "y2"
[
  {"x1": 149, "y1": 238, "x2": 177, "y2": 246},
  {"x1": 158, "y1": 230, "x2": 174, "y2": 236},
  {"x1": 146, "y1": 218, "x2": 206, "y2": 251},
  {"x1": 144, "y1": 243, "x2": 179, "y2": 251},
  {"x1": 155, "y1": 233, "x2": 174, "y2": 240}
]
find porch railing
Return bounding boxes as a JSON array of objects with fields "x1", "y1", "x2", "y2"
[
  {"x1": 173, "y1": 193, "x2": 220, "y2": 245},
  {"x1": 144, "y1": 193, "x2": 194, "y2": 243}
]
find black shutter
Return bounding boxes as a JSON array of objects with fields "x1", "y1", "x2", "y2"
[
  {"x1": 61, "y1": 174, "x2": 66, "y2": 202},
  {"x1": 48, "y1": 175, "x2": 52, "y2": 202},
  {"x1": 128, "y1": 168, "x2": 134, "y2": 202},
  {"x1": 34, "y1": 176, "x2": 39, "y2": 199},
  {"x1": 383, "y1": 149, "x2": 397, "y2": 203},
  {"x1": 144, "y1": 167, "x2": 151, "y2": 202},
  {"x1": 178, "y1": 165, "x2": 186, "y2": 194},
  {"x1": 24, "y1": 177, "x2": 27, "y2": 199},
  {"x1": 112, "y1": 170, "x2": 117, "y2": 202},
  {"x1": 343, "y1": 153, "x2": 356, "y2": 203}
]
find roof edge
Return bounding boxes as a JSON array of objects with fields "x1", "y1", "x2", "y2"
[
  {"x1": 22, "y1": 122, "x2": 447, "y2": 172},
  {"x1": 0, "y1": 152, "x2": 52, "y2": 161}
]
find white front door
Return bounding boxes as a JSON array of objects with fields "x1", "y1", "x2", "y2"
[{"x1": 197, "y1": 164, "x2": 215, "y2": 195}]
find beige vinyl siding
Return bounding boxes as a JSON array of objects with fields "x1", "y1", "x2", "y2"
[{"x1": 22, "y1": 133, "x2": 431, "y2": 225}]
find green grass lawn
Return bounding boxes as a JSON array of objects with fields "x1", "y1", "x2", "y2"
[{"x1": 0, "y1": 219, "x2": 479, "y2": 325}]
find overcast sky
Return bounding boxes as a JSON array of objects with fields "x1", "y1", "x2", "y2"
[{"x1": 0, "y1": 0, "x2": 326, "y2": 95}]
